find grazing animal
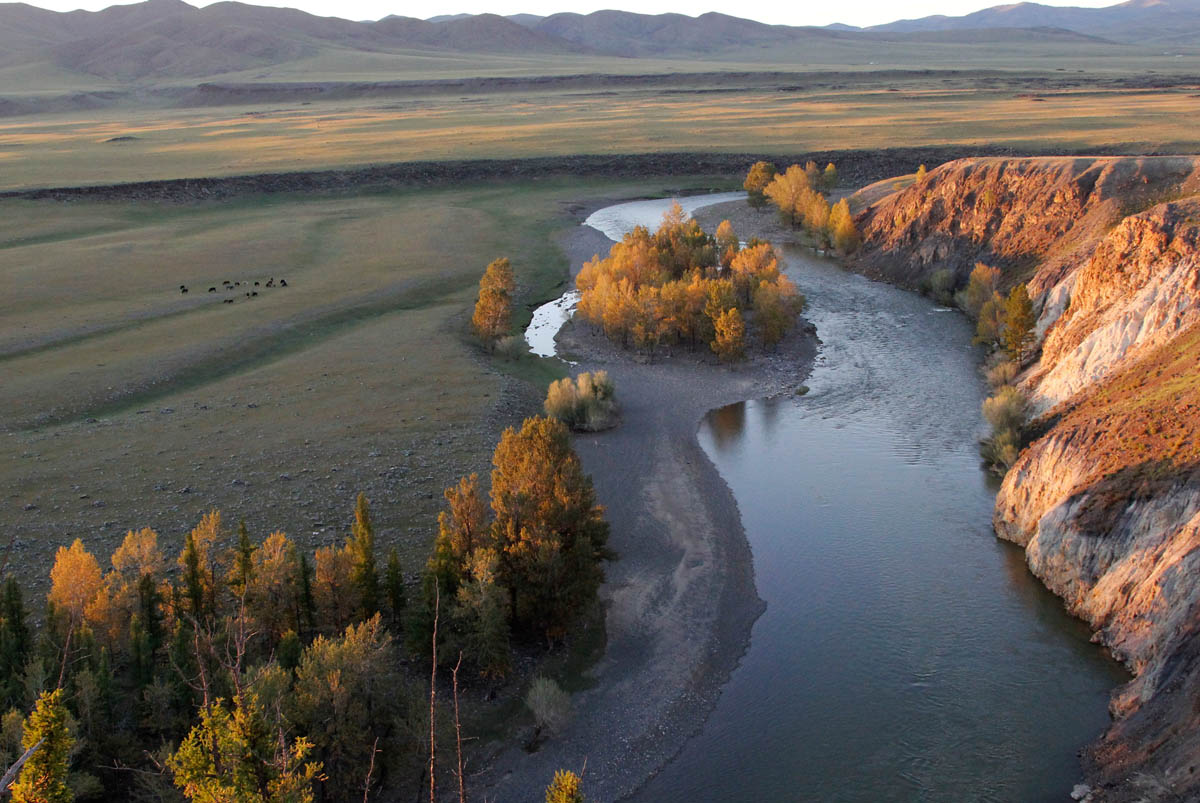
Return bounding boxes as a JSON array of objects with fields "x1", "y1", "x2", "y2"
[
  {"x1": 279, "y1": 279, "x2": 288, "y2": 287},
  {"x1": 251, "y1": 291, "x2": 258, "y2": 296},
  {"x1": 254, "y1": 281, "x2": 260, "y2": 286},
  {"x1": 266, "y1": 278, "x2": 274, "y2": 287},
  {"x1": 223, "y1": 280, "x2": 231, "y2": 285},
  {"x1": 208, "y1": 287, "x2": 216, "y2": 292},
  {"x1": 223, "y1": 298, "x2": 234, "y2": 304},
  {"x1": 245, "y1": 292, "x2": 251, "y2": 297},
  {"x1": 180, "y1": 286, "x2": 188, "y2": 293}
]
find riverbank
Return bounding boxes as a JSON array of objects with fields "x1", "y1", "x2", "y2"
[{"x1": 478, "y1": 200, "x2": 816, "y2": 801}]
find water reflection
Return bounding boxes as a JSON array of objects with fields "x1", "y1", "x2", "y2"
[{"x1": 631, "y1": 243, "x2": 1126, "y2": 803}]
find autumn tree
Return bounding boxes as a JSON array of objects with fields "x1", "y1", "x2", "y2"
[
  {"x1": 472, "y1": 257, "x2": 516, "y2": 343},
  {"x1": 490, "y1": 417, "x2": 611, "y2": 641},
  {"x1": 711, "y1": 307, "x2": 746, "y2": 363},
  {"x1": 763, "y1": 164, "x2": 811, "y2": 227},
  {"x1": 828, "y1": 199, "x2": 861, "y2": 253},
  {"x1": 962, "y1": 263, "x2": 1001, "y2": 319},
  {"x1": 1002, "y1": 283, "x2": 1037, "y2": 362},
  {"x1": 10, "y1": 689, "x2": 73, "y2": 803},
  {"x1": 743, "y1": 161, "x2": 777, "y2": 209},
  {"x1": 822, "y1": 162, "x2": 838, "y2": 192},
  {"x1": 754, "y1": 274, "x2": 804, "y2": 349},
  {"x1": 546, "y1": 769, "x2": 584, "y2": 803},
  {"x1": 915, "y1": 164, "x2": 928, "y2": 182},
  {"x1": 715, "y1": 219, "x2": 739, "y2": 269}
]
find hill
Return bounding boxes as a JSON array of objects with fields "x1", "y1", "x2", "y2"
[{"x1": 867, "y1": 0, "x2": 1200, "y2": 44}]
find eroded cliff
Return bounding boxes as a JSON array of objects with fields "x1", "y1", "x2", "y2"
[{"x1": 854, "y1": 156, "x2": 1200, "y2": 802}]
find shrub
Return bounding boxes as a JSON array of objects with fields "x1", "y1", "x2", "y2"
[
  {"x1": 983, "y1": 386, "x2": 1028, "y2": 433},
  {"x1": 545, "y1": 371, "x2": 618, "y2": 432},
  {"x1": 494, "y1": 335, "x2": 527, "y2": 361},
  {"x1": 526, "y1": 677, "x2": 571, "y2": 736},
  {"x1": 928, "y1": 268, "x2": 957, "y2": 306},
  {"x1": 981, "y1": 427, "x2": 1021, "y2": 472},
  {"x1": 546, "y1": 769, "x2": 584, "y2": 803},
  {"x1": 985, "y1": 359, "x2": 1019, "y2": 388}
]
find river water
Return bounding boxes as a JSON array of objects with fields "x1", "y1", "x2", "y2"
[{"x1": 535, "y1": 196, "x2": 1126, "y2": 802}]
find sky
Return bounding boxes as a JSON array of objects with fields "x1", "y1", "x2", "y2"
[{"x1": 19, "y1": 0, "x2": 1123, "y2": 28}]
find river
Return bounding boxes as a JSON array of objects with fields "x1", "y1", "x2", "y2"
[{"x1": 532, "y1": 195, "x2": 1126, "y2": 802}]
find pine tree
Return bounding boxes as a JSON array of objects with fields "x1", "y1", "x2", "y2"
[
  {"x1": 384, "y1": 548, "x2": 406, "y2": 630},
  {"x1": 1002, "y1": 283, "x2": 1037, "y2": 362},
  {"x1": 0, "y1": 578, "x2": 30, "y2": 707},
  {"x1": 291, "y1": 547, "x2": 316, "y2": 637},
  {"x1": 545, "y1": 769, "x2": 584, "y2": 803},
  {"x1": 10, "y1": 688, "x2": 73, "y2": 803},
  {"x1": 349, "y1": 493, "x2": 379, "y2": 620},
  {"x1": 230, "y1": 520, "x2": 255, "y2": 595}
]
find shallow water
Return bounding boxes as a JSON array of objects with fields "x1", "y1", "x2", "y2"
[{"x1": 574, "y1": 200, "x2": 1127, "y2": 802}]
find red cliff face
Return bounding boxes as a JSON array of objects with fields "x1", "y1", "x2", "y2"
[{"x1": 854, "y1": 155, "x2": 1200, "y2": 803}]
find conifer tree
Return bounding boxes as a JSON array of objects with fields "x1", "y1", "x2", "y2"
[
  {"x1": 230, "y1": 520, "x2": 255, "y2": 596},
  {"x1": 822, "y1": 162, "x2": 838, "y2": 191},
  {"x1": 349, "y1": 493, "x2": 379, "y2": 620},
  {"x1": 11, "y1": 688, "x2": 73, "y2": 803},
  {"x1": 384, "y1": 548, "x2": 406, "y2": 630},
  {"x1": 0, "y1": 578, "x2": 30, "y2": 707},
  {"x1": 291, "y1": 547, "x2": 316, "y2": 637},
  {"x1": 1002, "y1": 283, "x2": 1037, "y2": 362}
]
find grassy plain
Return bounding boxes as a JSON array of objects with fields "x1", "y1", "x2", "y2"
[
  {"x1": 3, "y1": 72, "x2": 1200, "y2": 190},
  {"x1": 0, "y1": 175, "x2": 729, "y2": 586}
]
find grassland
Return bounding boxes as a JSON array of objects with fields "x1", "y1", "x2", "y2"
[
  {"x1": 0, "y1": 175, "x2": 732, "y2": 588},
  {"x1": 3, "y1": 71, "x2": 1200, "y2": 191}
]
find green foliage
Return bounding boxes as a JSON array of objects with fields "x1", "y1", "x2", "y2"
[
  {"x1": 350, "y1": 493, "x2": 380, "y2": 620},
  {"x1": 385, "y1": 548, "x2": 406, "y2": 630},
  {"x1": 546, "y1": 769, "x2": 584, "y2": 803},
  {"x1": 928, "y1": 268, "x2": 957, "y2": 306},
  {"x1": 1002, "y1": 283, "x2": 1037, "y2": 362},
  {"x1": 11, "y1": 689, "x2": 73, "y2": 803},
  {"x1": 974, "y1": 293, "x2": 1004, "y2": 347},
  {"x1": 981, "y1": 386, "x2": 1029, "y2": 474},
  {"x1": 168, "y1": 694, "x2": 321, "y2": 803},
  {"x1": 0, "y1": 578, "x2": 31, "y2": 708},
  {"x1": 545, "y1": 371, "x2": 619, "y2": 432}
]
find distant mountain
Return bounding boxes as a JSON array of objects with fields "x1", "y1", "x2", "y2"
[
  {"x1": 0, "y1": 0, "x2": 1193, "y2": 83},
  {"x1": 868, "y1": 0, "x2": 1200, "y2": 44}
]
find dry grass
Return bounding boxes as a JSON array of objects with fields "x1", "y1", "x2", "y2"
[
  {"x1": 0, "y1": 175, "x2": 695, "y2": 587},
  {"x1": 3, "y1": 79, "x2": 1200, "y2": 190}
]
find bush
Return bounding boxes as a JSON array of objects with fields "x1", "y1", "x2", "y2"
[
  {"x1": 981, "y1": 427, "x2": 1021, "y2": 472},
  {"x1": 494, "y1": 335, "x2": 527, "y2": 361},
  {"x1": 545, "y1": 371, "x2": 618, "y2": 432},
  {"x1": 982, "y1": 386, "x2": 1028, "y2": 433},
  {"x1": 928, "y1": 268, "x2": 957, "y2": 306},
  {"x1": 985, "y1": 359, "x2": 1019, "y2": 388},
  {"x1": 526, "y1": 677, "x2": 571, "y2": 736}
]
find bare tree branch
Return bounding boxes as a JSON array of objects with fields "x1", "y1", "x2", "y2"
[{"x1": 0, "y1": 737, "x2": 44, "y2": 791}]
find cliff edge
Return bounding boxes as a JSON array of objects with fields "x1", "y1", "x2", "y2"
[{"x1": 854, "y1": 156, "x2": 1200, "y2": 802}]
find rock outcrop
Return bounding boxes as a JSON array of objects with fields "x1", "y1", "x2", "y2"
[{"x1": 854, "y1": 156, "x2": 1200, "y2": 802}]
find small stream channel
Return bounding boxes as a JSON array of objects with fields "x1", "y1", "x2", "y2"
[{"x1": 528, "y1": 195, "x2": 1125, "y2": 802}]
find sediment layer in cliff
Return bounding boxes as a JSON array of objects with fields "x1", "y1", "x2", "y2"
[{"x1": 852, "y1": 155, "x2": 1200, "y2": 802}]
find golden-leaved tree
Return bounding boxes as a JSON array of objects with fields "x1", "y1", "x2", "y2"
[{"x1": 472, "y1": 257, "x2": 516, "y2": 343}]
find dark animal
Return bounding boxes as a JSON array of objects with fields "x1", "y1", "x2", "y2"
[
  {"x1": 251, "y1": 291, "x2": 258, "y2": 297},
  {"x1": 223, "y1": 298, "x2": 234, "y2": 304},
  {"x1": 266, "y1": 278, "x2": 274, "y2": 287},
  {"x1": 208, "y1": 287, "x2": 216, "y2": 292},
  {"x1": 180, "y1": 287, "x2": 188, "y2": 293},
  {"x1": 279, "y1": 279, "x2": 288, "y2": 287},
  {"x1": 254, "y1": 281, "x2": 260, "y2": 286}
]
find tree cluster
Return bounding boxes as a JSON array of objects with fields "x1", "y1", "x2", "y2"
[
  {"x1": 754, "y1": 162, "x2": 860, "y2": 253},
  {"x1": 418, "y1": 416, "x2": 612, "y2": 679},
  {"x1": 575, "y1": 204, "x2": 805, "y2": 361},
  {"x1": 0, "y1": 494, "x2": 437, "y2": 802}
]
